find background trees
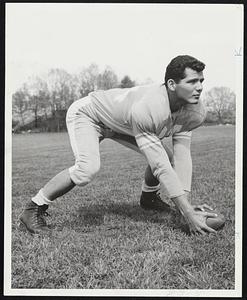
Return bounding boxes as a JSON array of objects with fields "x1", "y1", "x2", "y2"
[
  {"x1": 77, "y1": 63, "x2": 100, "y2": 98},
  {"x1": 119, "y1": 75, "x2": 135, "y2": 88},
  {"x1": 12, "y1": 64, "x2": 236, "y2": 132},
  {"x1": 204, "y1": 87, "x2": 236, "y2": 124},
  {"x1": 97, "y1": 66, "x2": 119, "y2": 90},
  {"x1": 46, "y1": 69, "x2": 77, "y2": 131},
  {"x1": 26, "y1": 76, "x2": 50, "y2": 129},
  {"x1": 12, "y1": 85, "x2": 29, "y2": 127},
  {"x1": 12, "y1": 64, "x2": 136, "y2": 132}
]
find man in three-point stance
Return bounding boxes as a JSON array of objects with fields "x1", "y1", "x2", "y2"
[{"x1": 20, "y1": 55, "x2": 217, "y2": 235}]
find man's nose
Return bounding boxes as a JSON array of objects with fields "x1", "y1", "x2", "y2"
[{"x1": 196, "y1": 81, "x2": 203, "y2": 92}]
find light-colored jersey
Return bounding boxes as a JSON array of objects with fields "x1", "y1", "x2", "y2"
[{"x1": 88, "y1": 84, "x2": 207, "y2": 198}]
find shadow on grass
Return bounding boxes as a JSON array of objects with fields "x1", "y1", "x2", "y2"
[{"x1": 54, "y1": 201, "x2": 186, "y2": 234}]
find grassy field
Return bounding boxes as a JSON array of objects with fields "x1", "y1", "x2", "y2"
[{"x1": 11, "y1": 125, "x2": 235, "y2": 289}]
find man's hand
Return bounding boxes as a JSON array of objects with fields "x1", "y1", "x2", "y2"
[
  {"x1": 171, "y1": 193, "x2": 217, "y2": 235},
  {"x1": 182, "y1": 208, "x2": 217, "y2": 235},
  {"x1": 192, "y1": 203, "x2": 214, "y2": 212}
]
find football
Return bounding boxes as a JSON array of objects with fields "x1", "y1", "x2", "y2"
[{"x1": 195, "y1": 207, "x2": 226, "y2": 231}]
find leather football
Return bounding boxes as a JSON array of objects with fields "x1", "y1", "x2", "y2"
[{"x1": 197, "y1": 207, "x2": 226, "y2": 231}]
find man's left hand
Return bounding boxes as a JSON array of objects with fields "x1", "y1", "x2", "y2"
[{"x1": 193, "y1": 203, "x2": 214, "y2": 212}]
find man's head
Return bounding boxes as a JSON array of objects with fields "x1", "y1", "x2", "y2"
[{"x1": 165, "y1": 55, "x2": 205, "y2": 104}]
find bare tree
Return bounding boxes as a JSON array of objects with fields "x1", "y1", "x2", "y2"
[
  {"x1": 26, "y1": 76, "x2": 50, "y2": 128},
  {"x1": 204, "y1": 87, "x2": 236, "y2": 124},
  {"x1": 12, "y1": 85, "x2": 29, "y2": 126},
  {"x1": 97, "y1": 66, "x2": 119, "y2": 90},
  {"x1": 46, "y1": 69, "x2": 77, "y2": 131},
  {"x1": 46, "y1": 68, "x2": 75, "y2": 111},
  {"x1": 77, "y1": 63, "x2": 100, "y2": 97}
]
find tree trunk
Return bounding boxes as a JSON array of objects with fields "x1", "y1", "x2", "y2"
[
  {"x1": 217, "y1": 111, "x2": 224, "y2": 124},
  {"x1": 35, "y1": 109, "x2": 38, "y2": 128},
  {"x1": 57, "y1": 118, "x2": 60, "y2": 132},
  {"x1": 21, "y1": 113, "x2": 25, "y2": 126}
]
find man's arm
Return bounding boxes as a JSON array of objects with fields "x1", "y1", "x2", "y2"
[
  {"x1": 135, "y1": 131, "x2": 186, "y2": 198},
  {"x1": 171, "y1": 131, "x2": 218, "y2": 232},
  {"x1": 171, "y1": 131, "x2": 192, "y2": 194},
  {"x1": 134, "y1": 131, "x2": 216, "y2": 233},
  {"x1": 131, "y1": 109, "x2": 217, "y2": 234}
]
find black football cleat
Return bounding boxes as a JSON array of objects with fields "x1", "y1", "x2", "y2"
[
  {"x1": 140, "y1": 191, "x2": 172, "y2": 212},
  {"x1": 19, "y1": 201, "x2": 51, "y2": 234}
]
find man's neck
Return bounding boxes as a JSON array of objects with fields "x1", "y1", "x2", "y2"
[{"x1": 166, "y1": 88, "x2": 184, "y2": 113}]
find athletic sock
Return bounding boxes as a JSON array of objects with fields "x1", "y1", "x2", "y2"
[
  {"x1": 32, "y1": 189, "x2": 53, "y2": 206},
  {"x1": 141, "y1": 181, "x2": 160, "y2": 193}
]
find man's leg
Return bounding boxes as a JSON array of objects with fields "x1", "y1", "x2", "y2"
[
  {"x1": 20, "y1": 100, "x2": 102, "y2": 233},
  {"x1": 42, "y1": 169, "x2": 75, "y2": 200},
  {"x1": 111, "y1": 134, "x2": 173, "y2": 211},
  {"x1": 30, "y1": 169, "x2": 75, "y2": 207},
  {"x1": 19, "y1": 168, "x2": 76, "y2": 234},
  {"x1": 140, "y1": 143, "x2": 173, "y2": 211},
  {"x1": 143, "y1": 142, "x2": 173, "y2": 192}
]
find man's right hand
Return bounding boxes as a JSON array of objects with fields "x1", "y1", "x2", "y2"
[
  {"x1": 171, "y1": 193, "x2": 217, "y2": 234},
  {"x1": 181, "y1": 208, "x2": 217, "y2": 235}
]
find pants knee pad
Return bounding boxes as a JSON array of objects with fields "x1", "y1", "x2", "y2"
[{"x1": 69, "y1": 161, "x2": 100, "y2": 186}]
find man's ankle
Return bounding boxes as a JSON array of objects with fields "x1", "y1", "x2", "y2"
[{"x1": 32, "y1": 189, "x2": 53, "y2": 206}]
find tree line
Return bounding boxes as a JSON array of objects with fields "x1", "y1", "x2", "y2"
[
  {"x1": 12, "y1": 64, "x2": 137, "y2": 132},
  {"x1": 12, "y1": 64, "x2": 236, "y2": 133}
]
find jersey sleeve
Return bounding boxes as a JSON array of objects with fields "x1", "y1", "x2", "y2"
[
  {"x1": 131, "y1": 106, "x2": 185, "y2": 198},
  {"x1": 172, "y1": 131, "x2": 192, "y2": 192}
]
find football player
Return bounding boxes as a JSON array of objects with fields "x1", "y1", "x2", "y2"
[{"x1": 19, "y1": 55, "x2": 218, "y2": 235}]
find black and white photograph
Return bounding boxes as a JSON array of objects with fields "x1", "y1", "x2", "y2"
[{"x1": 5, "y1": 2, "x2": 243, "y2": 297}]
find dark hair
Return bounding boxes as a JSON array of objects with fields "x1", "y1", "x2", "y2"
[{"x1": 164, "y1": 55, "x2": 205, "y2": 87}]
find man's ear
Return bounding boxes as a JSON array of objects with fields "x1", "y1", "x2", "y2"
[{"x1": 167, "y1": 79, "x2": 176, "y2": 91}]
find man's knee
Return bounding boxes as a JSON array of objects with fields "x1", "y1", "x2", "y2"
[
  {"x1": 145, "y1": 165, "x2": 159, "y2": 186},
  {"x1": 69, "y1": 160, "x2": 100, "y2": 186}
]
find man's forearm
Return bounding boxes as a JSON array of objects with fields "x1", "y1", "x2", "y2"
[
  {"x1": 172, "y1": 132, "x2": 192, "y2": 192},
  {"x1": 184, "y1": 190, "x2": 191, "y2": 203},
  {"x1": 171, "y1": 192, "x2": 193, "y2": 216}
]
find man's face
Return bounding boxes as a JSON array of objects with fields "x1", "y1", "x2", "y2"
[{"x1": 175, "y1": 67, "x2": 204, "y2": 104}]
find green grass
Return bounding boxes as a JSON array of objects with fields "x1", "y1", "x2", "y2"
[{"x1": 11, "y1": 125, "x2": 235, "y2": 289}]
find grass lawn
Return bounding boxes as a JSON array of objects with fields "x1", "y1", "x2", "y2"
[{"x1": 11, "y1": 125, "x2": 235, "y2": 289}]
